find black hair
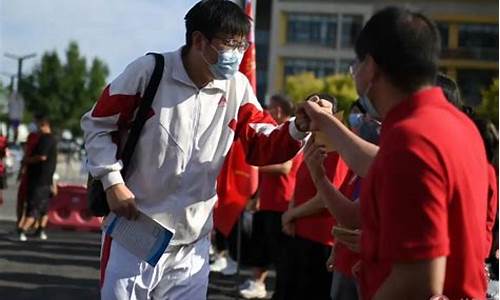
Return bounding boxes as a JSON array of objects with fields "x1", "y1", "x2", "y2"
[
  {"x1": 471, "y1": 116, "x2": 499, "y2": 163},
  {"x1": 270, "y1": 94, "x2": 295, "y2": 116},
  {"x1": 355, "y1": 7, "x2": 441, "y2": 93},
  {"x1": 349, "y1": 99, "x2": 367, "y2": 114},
  {"x1": 306, "y1": 93, "x2": 338, "y2": 113},
  {"x1": 34, "y1": 113, "x2": 50, "y2": 125},
  {"x1": 184, "y1": 0, "x2": 251, "y2": 49},
  {"x1": 436, "y1": 73, "x2": 463, "y2": 109}
]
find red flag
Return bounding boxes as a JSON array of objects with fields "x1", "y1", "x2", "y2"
[
  {"x1": 214, "y1": 0, "x2": 258, "y2": 237},
  {"x1": 239, "y1": 0, "x2": 257, "y2": 91}
]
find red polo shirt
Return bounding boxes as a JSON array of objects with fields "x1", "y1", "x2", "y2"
[
  {"x1": 334, "y1": 169, "x2": 362, "y2": 277},
  {"x1": 486, "y1": 163, "x2": 498, "y2": 257},
  {"x1": 359, "y1": 87, "x2": 488, "y2": 300},
  {"x1": 259, "y1": 153, "x2": 303, "y2": 212},
  {"x1": 294, "y1": 152, "x2": 349, "y2": 246}
]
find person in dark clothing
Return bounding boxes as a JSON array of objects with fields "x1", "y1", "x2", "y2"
[{"x1": 17, "y1": 115, "x2": 57, "y2": 241}]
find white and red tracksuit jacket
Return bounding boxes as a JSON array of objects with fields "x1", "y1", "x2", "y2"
[{"x1": 81, "y1": 48, "x2": 307, "y2": 245}]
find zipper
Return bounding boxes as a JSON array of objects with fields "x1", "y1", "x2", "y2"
[
  {"x1": 194, "y1": 90, "x2": 201, "y2": 141},
  {"x1": 190, "y1": 90, "x2": 201, "y2": 158}
]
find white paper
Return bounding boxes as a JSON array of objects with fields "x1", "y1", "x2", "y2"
[{"x1": 101, "y1": 211, "x2": 174, "y2": 267}]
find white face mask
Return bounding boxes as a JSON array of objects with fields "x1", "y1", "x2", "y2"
[{"x1": 203, "y1": 45, "x2": 244, "y2": 80}]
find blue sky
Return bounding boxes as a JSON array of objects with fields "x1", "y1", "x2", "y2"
[{"x1": 0, "y1": 0, "x2": 199, "y2": 84}]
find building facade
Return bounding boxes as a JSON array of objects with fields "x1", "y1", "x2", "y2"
[{"x1": 262, "y1": 0, "x2": 498, "y2": 105}]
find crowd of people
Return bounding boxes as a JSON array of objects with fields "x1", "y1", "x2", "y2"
[{"x1": 81, "y1": 1, "x2": 498, "y2": 299}]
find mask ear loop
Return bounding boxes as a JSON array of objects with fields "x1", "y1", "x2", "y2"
[
  {"x1": 353, "y1": 99, "x2": 367, "y2": 114},
  {"x1": 200, "y1": 37, "x2": 220, "y2": 68}
]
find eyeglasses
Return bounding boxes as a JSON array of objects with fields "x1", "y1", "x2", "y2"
[
  {"x1": 348, "y1": 59, "x2": 360, "y2": 77},
  {"x1": 214, "y1": 36, "x2": 250, "y2": 52}
]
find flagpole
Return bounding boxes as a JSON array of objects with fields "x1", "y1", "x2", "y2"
[{"x1": 235, "y1": 0, "x2": 257, "y2": 299}]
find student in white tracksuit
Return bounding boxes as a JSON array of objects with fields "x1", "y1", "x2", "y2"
[{"x1": 81, "y1": 1, "x2": 313, "y2": 299}]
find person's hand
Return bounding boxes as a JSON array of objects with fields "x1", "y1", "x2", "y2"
[
  {"x1": 281, "y1": 209, "x2": 296, "y2": 236},
  {"x1": 332, "y1": 226, "x2": 361, "y2": 253},
  {"x1": 106, "y1": 183, "x2": 139, "y2": 220},
  {"x1": 17, "y1": 166, "x2": 25, "y2": 182},
  {"x1": 295, "y1": 96, "x2": 333, "y2": 131},
  {"x1": 295, "y1": 106, "x2": 311, "y2": 132},
  {"x1": 303, "y1": 139, "x2": 327, "y2": 183},
  {"x1": 351, "y1": 260, "x2": 362, "y2": 279},
  {"x1": 326, "y1": 245, "x2": 336, "y2": 272}
]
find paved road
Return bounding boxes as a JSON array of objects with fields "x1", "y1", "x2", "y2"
[{"x1": 0, "y1": 156, "x2": 274, "y2": 300}]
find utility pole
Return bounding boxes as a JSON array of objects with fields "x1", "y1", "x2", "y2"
[
  {"x1": 4, "y1": 53, "x2": 36, "y2": 91},
  {"x1": 3, "y1": 53, "x2": 34, "y2": 144},
  {"x1": 0, "y1": 72, "x2": 16, "y2": 91}
]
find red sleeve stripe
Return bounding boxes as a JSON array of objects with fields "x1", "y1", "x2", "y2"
[
  {"x1": 99, "y1": 234, "x2": 113, "y2": 289},
  {"x1": 92, "y1": 85, "x2": 155, "y2": 129}
]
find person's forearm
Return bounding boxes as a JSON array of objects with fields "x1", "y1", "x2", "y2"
[
  {"x1": 317, "y1": 113, "x2": 379, "y2": 177},
  {"x1": 291, "y1": 195, "x2": 325, "y2": 219},
  {"x1": 259, "y1": 161, "x2": 292, "y2": 175},
  {"x1": 24, "y1": 155, "x2": 47, "y2": 164},
  {"x1": 314, "y1": 175, "x2": 360, "y2": 228},
  {"x1": 374, "y1": 258, "x2": 446, "y2": 300}
]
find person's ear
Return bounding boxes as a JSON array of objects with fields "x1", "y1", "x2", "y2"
[
  {"x1": 191, "y1": 31, "x2": 205, "y2": 51},
  {"x1": 276, "y1": 106, "x2": 283, "y2": 119},
  {"x1": 364, "y1": 54, "x2": 380, "y2": 82}
]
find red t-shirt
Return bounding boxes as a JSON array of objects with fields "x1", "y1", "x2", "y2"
[
  {"x1": 486, "y1": 163, "x2": 498, "y2": 257},
  {"x1": 334, "y1": 169, "x2": 362, "y2": 278},
  {"x1": 294, "y1": 152, "x2": 349, "y2": 246},
  {"x1": 259, "y1": 153, "x2": 303, "y2": 212},
  {"x1": 359, "y1": 88, "x2": 488, "y2": 300}
]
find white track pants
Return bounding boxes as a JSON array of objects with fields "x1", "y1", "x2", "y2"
[{"x1": 100, "y1": 234, "x2": 210, "y2": 300}]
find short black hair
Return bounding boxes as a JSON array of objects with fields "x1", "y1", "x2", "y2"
[
  {"x1": 472, "y1": 117, "x2": 498, "y2": 163},
  {"x1": 270, "y1": 94, "x2": 295, "y2": 116},
  {"x1": 349, "y1": 99, "x2": 366, "y2": 114},
  {"x1": 355, "y1": 7, "x2": 441, "y2": 93},
  {"x1": 436, "y1": 73, "x2": 463, "y2": 109},
  {"x1": 306, "y1": 93, "x2": 338, "y2": 113},
  {"x1": 34, "y1": 114, "x2": 50, "y2": 126},
  {"x1": 184, "y1": 0, "x2": 251, "y2": 49}
]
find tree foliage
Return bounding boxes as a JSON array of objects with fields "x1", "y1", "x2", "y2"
[
  {"x1": 21, "y1": 41, "x2": 109, "y2": 136},
  {"x1": 285, "y1": 72, "x2": 325, "y2": 104},
  {"x1": 478, "y1": 78, "x2": 499, "y2": 128},
  {"x1": 285, "y1": 72, "x2": 358, "y2": 120}
]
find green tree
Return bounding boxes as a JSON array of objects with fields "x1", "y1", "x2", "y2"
[
  {"x1": 21, "y1": 41, "x2": 109, "y2": 136},
  {"x1": 478, "y1": 78, "x2": 498, "y2": 128},
  {"x1": 285, "y1": 72, "x2": 325, "y2": 104},
  {"x1": 323, "y1": 74, "x2": 358, "y2": 115},
  {"x1": 285, "y1": 72, "x2": 358, "y2": 120}
]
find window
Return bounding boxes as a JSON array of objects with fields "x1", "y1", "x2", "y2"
[
  {"x1": 338, "y1": 59, "x2": 352, "y2": 74},
  {"x1": 340, "y1": 15, "x2": 363, "y2": 49},
  {"x1": 457, "y1": 69, "x2": 497, "y2": 105},
  {"x1": 284, "y1": 58, "x2": 336, "y2": 78},
  {"x1": 458, "y1": 23, "x2": 498, "y2": 60},
  {"x1": 287, "y1": 13, "x2": 337, "y2": 47},
  {"x1": 436, "y1": 22, "x2": 449, "y2": 50}
]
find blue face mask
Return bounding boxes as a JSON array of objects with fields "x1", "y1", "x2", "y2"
[
  {"x1": 359, "y1": 94, "x2": 380, "y2": 120},
  {"x1": 205, "y1": 45, "x2": 244, "y2": 80},
  {"x1": 356, "y1": 80, "x2": 381, "y2": 119},
  {"x1": 348, "y1": 113, "x2": 364, "y2": 130},
  {"x1": 359, "y1": 119, "x2": 381, "y2": 144}
]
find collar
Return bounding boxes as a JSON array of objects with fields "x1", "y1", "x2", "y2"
[
  {"x1": 381, "y1": 87, "x2": 446, "y2": 137},
  {"x1": 171, "y1": 47, "x2": 227, "y2": 92}
]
